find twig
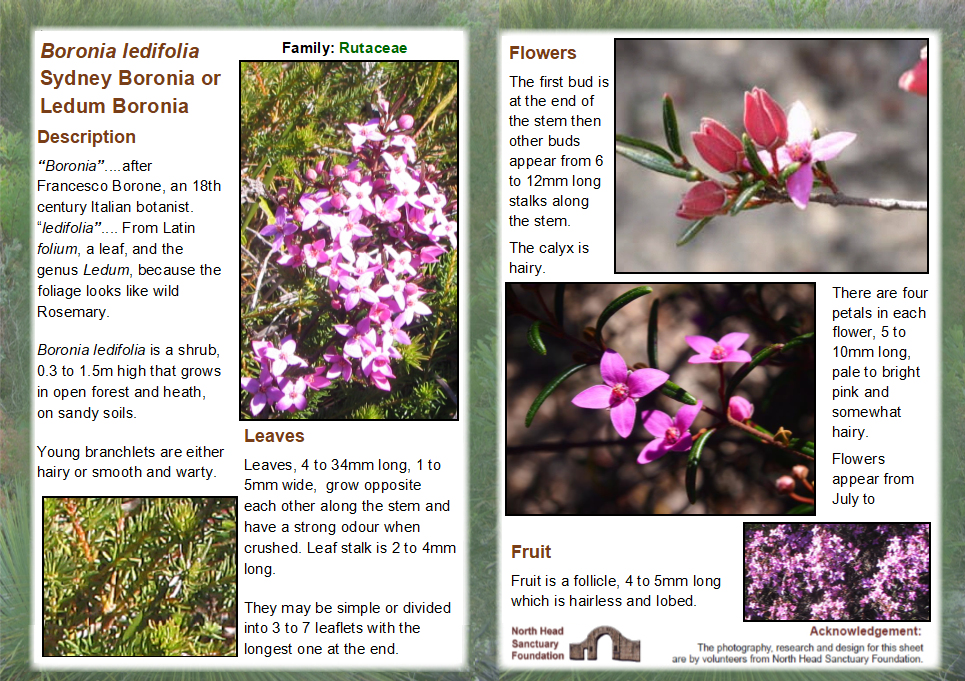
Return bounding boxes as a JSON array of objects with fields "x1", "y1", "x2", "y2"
[{"x1": 764, "y1": 191, "x2": 927, "y2": 212}]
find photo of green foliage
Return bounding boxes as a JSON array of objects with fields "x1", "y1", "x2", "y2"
[
  {"x1": 241, "y1": 61, "x2": 459, "y2": 420},
  {"x1": 43, "y1": 497, "x2": 236, "y2": 657}
]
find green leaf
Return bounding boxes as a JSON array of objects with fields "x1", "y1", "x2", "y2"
[
  {"x1": 662, "y1": 94, "x2": 682, "y2": 156},
  {"x1": 726, "y1": 332, "x2": 815, "y2": 397},
  {"x1": 742, "y1": 133, "x2": 771, "y2": 177},
  {"x1": 258, "y1": 198, "x2": 275, "y2": 223},
  {"x1": 554, "y1": 284, "x2": 566, "y2": 327},
  {"x1": 788, "y1": 504, "x2": 816, "y2": 515},
  {"x1": 527, "y1": 321, "x2": 547, "y2": 355},
  {"x1": 616, "y1": 144, "x2": 690, "y2": 179},
  {"x1": 595, "y1": 286, "x2": 652, "y2": 337},
  {"x1": 779, "y1": 161, "x2": 802, "y2": 183},
  {"x1": 647, "y1": 298, "x2": 660, "y2": 369},
  {"x1": 525, "y1": 363, "x2": 589, "y2": 427},
  {"x1": 615, "y1": 134, "x2": 674, "y2": 162},
  {"x1": 660, "y1": 380, "x2": 698, "y2": 406},
  {"x1": 730, "y1": 180, "x2": 766, "y2": 216},
  {"x1": 687, "y1": 428, "x2": 715, "y2": 504},
  {"x1": 676, "y1": 217, "x2": 713, "y2": 247}
]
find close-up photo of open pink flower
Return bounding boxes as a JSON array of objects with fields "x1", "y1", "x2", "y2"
[{"x1": 507, "y1": 283, "x2": 815, "y2": 516}]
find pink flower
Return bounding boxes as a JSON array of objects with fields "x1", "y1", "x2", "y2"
[
  {"x1": 241, "y1": 369, "x2": 283, "y2": 416},
  {"x1": 692, "y1": 118, "x2": 744, "y2": 173},
  {"x1": 304, "y1": 367, "x2": 332, "y2": 391},
  {"x1": 776, "y1": 102, "x2": 856, "y2": 209},
  {"x1": 775, "y1": 476, "x2": 796, "y2": 494},
  {"x1": 744, "y1": 87, "x2": 788, "y2": 149},
  {"x1": 638, "y1": 400, "x2": 703, "y2": 464},
  {"x1": 898, "y1": 46, "x2": 927, "y2": 96},
  {"x1": 676, "y1": 180, "x2": 728, "y2": 220},
  {"x1": 728, "y1": 395, "x2": 755, "y2": 421},
  {"x1": 346, "y1": 121, "x2": 385, "y2": 149},
  {"x1": 276, "y1": 377, "x2": 308, "y2": 412},
  {"x1": 571, "y1": 349, "x2": 669, "y2": 438},
  {"x1": 263, "y1": 335, "x2": 307, "y2": 376},
  {"x1": 685, "y1": 332, "x2": 752, "y2": 364}
]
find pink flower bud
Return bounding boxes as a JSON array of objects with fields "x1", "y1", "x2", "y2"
[
  {"x1": 331, "y1": 164, "x2": 347, "y2": 178},
  {"x1": 398, "y1": 114, "x2": 414, "y2": 130},
  {"x1": 292, "y1": 206, "x2": 306, "y2": 222},
  {"x1": 330, "y1": 193, "x2": 346, "y2": 210},
  {"x1": 676, "y1": 180, "x2": 728, "y2": 220},
  {"x1": 792, "y1": 465, "x2": 809, "y2": 481},
  {"x1": 775, "y1": 476, "x2": 796, "y2": 494},
  {"x1": 744, "y1": 87, "x2": 788, "y2": 149},
  {"x1": 347, "y1": 170, "x2": 362, "y2": 184},
  {"x1": 692, "y1": 118, "x2": 744, "y2": 173},
  {"x1": 728, "y1": 395, "x2": 755, "y2": 422},
  {"x1": 898, "y1": 53, "x2": 927, "y2": 96},
  {"x1": 305, "y1": 168, "x2": 317, "y2": 181},
  {"x1": 315, "y1": 161, "x2": 326, "y2": 174},
  {"x1": 276, "y1": 187, "x2": 289, "y2": 201}
]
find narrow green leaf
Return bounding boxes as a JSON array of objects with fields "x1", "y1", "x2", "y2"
[
  {"x1": 258, "y1": 198, "x2": 275, "y2": 223},
  {"x1": 662, "y1": 94, "x2": 683, "y2": 156},
  {"x1": 647, "y1": 298, "x2": 660, "y2": 369},
  {"x1": 660, "y1": 380, "x2": 698, "y2": 406},
  {"x1": 788, "y1": 504, "x2": 816, "y2": 515},
  {"x1": 615, "y1": 134, "x2": 674, "y2": 162},
  {"x1": 525, "y1": 363, "x2": 589, "y2": 427},
  {"x1": 676, "y1": 217, "x2": 713, "y2": 247},
  {"x1": 779, "y1": 161, "x2": 802, "y2": 183},
  {"x1": 730, "y1": 180, "x2": 766, "y2": 216},
  {"x1": 554, "y1": 284, "x2": 566, "y2": 327},
  {"x1": 595, "y1": 286, "x2": 652, "y2": 337},
  {"x1": 742, "y1": 133, "x2": 771, "y2": 177},
  {"x1": 782, "y1": 332, "x2": 815, "y2": 352},
  {"x1": 687, "y1": 428, "x2": 715, "y2": 504},
  {"x1": 727, "y1": 332, "x2": 815, "y2": 397},
  {"x1": 616, "y1": 144, "x2": 690, "y2": 179},
  {"x1": 527, "y1": 321, "x2": 547, "y2": 356}
]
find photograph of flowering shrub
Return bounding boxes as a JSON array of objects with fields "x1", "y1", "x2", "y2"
[
  {"x1": 241, "y1": 61, "x2": 458, "y2": 420},
  {"x1": 615, "y1": 38, "x2": 928, "y2": 272},
  {"x1": 744, "y1": 523, "x2": 930, "y2": 621},
  {"x1": 506, "y1": 283, "x2": 814, "y2": 514},
  {"x1": 43, "y1": 497, "x2": 237, "y2": 656}
]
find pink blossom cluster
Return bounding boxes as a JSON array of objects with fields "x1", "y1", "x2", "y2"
[
  {"x1": 744, "y1": 523, "x2": 930, "y2": 621},
  {"x1": 242, "y1": 101, "x2": 456, "y2": 416},
  {"x1": 678, "y1": 87, "x2": 855, "y2": 217},
  {"x1": 571, "y1": 333, "x2": 753, "y2": 464},
  {"x1": 241, "y1": 336, "x2": 331, "y2": 416}
]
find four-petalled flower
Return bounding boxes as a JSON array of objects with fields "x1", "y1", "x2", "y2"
[
  {"x1": 571, "y1": 350, "x2": 669, "y2": 438},
  {"x1": 772, "y1": 101, "x2": 856, "y2": 209},
  {"x1": 638, "y1": 400, "x2": 703, "y2": 464},
  {"x1": 685, "y1": 332, "x2": 752, "y2": 364}
]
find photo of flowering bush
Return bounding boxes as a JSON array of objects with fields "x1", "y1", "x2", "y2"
[
  {"x1": 241, "y1": 61, "x2": 458, "y2": 420},
  {"x1": 506, "y1": 283, "x2": 814, "y2": 514},
  {"x1": 744, "y1": 523, "x2": 930, "y2": 621},
  {"x1": 615, "y1": 38, "x2": 928, "y2": 272}
]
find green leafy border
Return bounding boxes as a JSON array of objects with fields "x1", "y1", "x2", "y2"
[{"x1": 2, "y1": 3, "x2": 964, "y2": 681}]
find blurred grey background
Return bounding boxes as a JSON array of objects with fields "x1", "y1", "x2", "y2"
[{"x1": 616, "y1": 39, "x2": 928, "y2": 272}]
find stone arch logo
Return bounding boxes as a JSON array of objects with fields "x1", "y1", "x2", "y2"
[{"x1": 569, "y1": 626, "x2": 640, "y2": 661}]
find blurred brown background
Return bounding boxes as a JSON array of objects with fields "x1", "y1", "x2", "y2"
[
  {"x1": 506, "y1": 283, "x2": 815, "y2": 514},
  {"x1": 616, "y1": 39, "x2": 928, "y2": 272}
]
